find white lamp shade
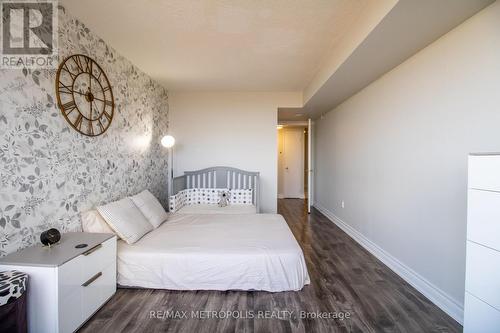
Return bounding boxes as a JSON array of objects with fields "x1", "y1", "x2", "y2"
[{"x1": 161, "y1": 135, "x2": 175, "y2": 148}]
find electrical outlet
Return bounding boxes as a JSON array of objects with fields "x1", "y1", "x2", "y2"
[{"x1": 341, "y1": 200, "x2": 345, "y2": 208}]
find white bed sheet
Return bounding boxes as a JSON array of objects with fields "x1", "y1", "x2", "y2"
[
  {"x1": 117, "y1": 213, "x2": 310, "y2": 291},
  {"x1": 175, "y1": 204, "x2": 257, "y2": 215}
]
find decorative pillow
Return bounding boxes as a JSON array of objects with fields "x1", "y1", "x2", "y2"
[
  {"x1": 97, "y1": 198, "x2": 153, "y2": 244},
  {"x1": 229, "y1": 189, "x2": 253, "y2": 205},
  {"x1": 81, "y1": 210, "x2": 118, "y2": 236},
  {"x1": 130, "y1": 190, "x2": 168, "y2": 228}
]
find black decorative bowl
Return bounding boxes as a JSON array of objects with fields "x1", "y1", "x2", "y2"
[{"x1": 40, "y1": 228, "x2": 61, "y2": 246}]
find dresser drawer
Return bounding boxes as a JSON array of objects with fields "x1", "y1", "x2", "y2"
[
  {"x1": 464, "y1": 292, "x2": 500, "y2": 333},
  {"x1": 58, "y1": 253, "x2": 84, "y2": 299},
  {"x1": 81, "y1": 237, "x2": 116, "y2": 278},
  {"x1": 465, "y1": 241, "x2": 500, "y2": 311},
  {"x1": 81, "y1": 264, "x2": 116, "y2": 321},
  {"x1": 58, "y1": 258, "x2": 84, "y2": 333},
  {"x1": 468, "y1": 155, "x2": 500, "y2": 192},
  {"x1": 467, "y1": 189, "x2": 500, "y2": 251}
]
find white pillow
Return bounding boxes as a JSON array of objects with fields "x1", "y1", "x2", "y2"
[
  {"x1": 97, "y1": 198, "x2": 153, "y2": 244},
  {"x1": 130, "y1": 190, "x2": 168, "y2": 228},
  {"x1": 81, "y1": 210, "x2": 118, "y2": 236}
]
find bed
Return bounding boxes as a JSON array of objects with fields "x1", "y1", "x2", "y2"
[
  {"x1": 117, "y1": 213, "x2": 310, "y2": 291},
  {"x1": 93, "y1": 166, "x2": 310, "y2": 292}
]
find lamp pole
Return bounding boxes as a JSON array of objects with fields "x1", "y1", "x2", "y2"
[
  {"x1": 161, "y1": 135, "x2": 176, "y2": 210},
  {"x1": 169, "y1": 146, "x2": 174, "y2": 198}
]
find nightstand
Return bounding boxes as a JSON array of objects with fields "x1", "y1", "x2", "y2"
[{"x1": 0, "y1": 232, "x2": 117, "y2": 333}]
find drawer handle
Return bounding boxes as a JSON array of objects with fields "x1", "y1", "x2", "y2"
[
  {"x1": 83, "y1": 244, "x2": 102, "y2": 256},
  {"x1": 82, "y1": 272, "x2": 102, "y2": 287}
]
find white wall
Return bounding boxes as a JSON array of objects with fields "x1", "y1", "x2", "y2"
[
  {"x1": 314, "y1": 0, "x2": 500, "y2": 319},
  {"x1": 170, "y1": 92, "x2": 302, "y2": 213}
]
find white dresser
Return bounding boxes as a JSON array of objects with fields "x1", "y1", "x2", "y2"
[
  {"x1": 0, "y1": 232, "x2": 117, "y2": 333},
  {"x1": 465, "y1": 154, "x2": 500, "y2": 332}
]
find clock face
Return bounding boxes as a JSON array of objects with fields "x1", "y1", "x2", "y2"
[{"x1": 55, "y1": 54, "x2": 114, "y2": 136}]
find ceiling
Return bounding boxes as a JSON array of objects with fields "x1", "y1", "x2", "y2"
[
  {"x1": 61, "y1": 0, "x2": 494, "y2": 120},
  {"x1": 278, "y1": 108, "x2": 309, "y2": 122},
  {"x1": 61, "y1": 0, "x2": 372, "y2": 92},
  {"x1": 296, "y1": 0, "x2": 495, "y2": 119}
]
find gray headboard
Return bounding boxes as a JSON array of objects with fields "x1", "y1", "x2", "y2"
[{"x1": 173, "y1": 166, "x2": 260, "y2": 212}]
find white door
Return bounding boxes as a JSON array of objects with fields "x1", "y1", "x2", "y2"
[{"x1": 280, "y1": 127, "x2": 305, "y2": 198}]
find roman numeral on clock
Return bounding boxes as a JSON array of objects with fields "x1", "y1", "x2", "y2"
[
  {"x1": 102, "y1": 110, "x2": 112, "y2": 121},
  {"x1": 98, "y1": 119, "x2": 105, "y2": 132},
  {"x1": 74, "y1": 114, "x2": 83, "y2": 130},
  {"x1": 62, "y1": 64, "x2": 77, "y2": 80},
  {"x1": 83, "y1": 56, "x2": 92, "y2": 73},
  {"x1": 62, "y1": 101, "x2": 77, "y2": 114},
  {"x1": 58, "y1": 82, "x2": 73, "y2": 94},
  {"x1": 73, "y1": 56, "x2": 84, "y2": 72}
]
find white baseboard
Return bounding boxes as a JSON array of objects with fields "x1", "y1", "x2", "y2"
[{"x1": 313, "y1": 203, "x2": 464, "y2": 325}]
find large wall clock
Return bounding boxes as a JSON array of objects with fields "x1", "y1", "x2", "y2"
[{"x1": 55, "y1": 54, "x2": 114, "y2": 136}]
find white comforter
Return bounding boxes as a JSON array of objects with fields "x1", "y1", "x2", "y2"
[{"x1": 117, "y1": 213, "x2": 310, "y2": 291}]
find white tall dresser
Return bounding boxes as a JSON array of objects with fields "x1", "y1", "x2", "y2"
[{"x1": 465, "y1": 154, "x2": 500, "y2": 332}]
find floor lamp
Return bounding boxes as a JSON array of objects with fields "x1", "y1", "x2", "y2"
[{"x1": 161, "y1": 135, "x2": 176, "y2": 209}]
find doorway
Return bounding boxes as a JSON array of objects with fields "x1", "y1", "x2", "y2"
[{"x1": 278, "y1": 125, "x2": 308, "y2": 199}]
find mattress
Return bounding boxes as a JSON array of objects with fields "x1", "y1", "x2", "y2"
[
  {"x1": 175, "y1": 204, "x2": 257, "y2": 215},
  {"x1": 117, "y1": 213, "x2": 310, "y2": 291}
]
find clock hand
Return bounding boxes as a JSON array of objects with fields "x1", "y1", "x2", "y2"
[
  {"x1": 92, "y1": 100, "x2": 100, "y2": 115},
  {"x1": 73, "y1": 90, "x2": 86, "y2": 96},
  {"x1": 92, "y1": 96, "x2": 107, "y2": 103}
]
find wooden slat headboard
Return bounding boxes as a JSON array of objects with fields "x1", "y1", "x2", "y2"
[{"x1": 172, "y1": 166, "x2": 260, "y2": 212}]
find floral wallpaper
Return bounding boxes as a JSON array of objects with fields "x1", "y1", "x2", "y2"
[{"x1": 0, "y1": 6, "x2": 169, "y2": 256}]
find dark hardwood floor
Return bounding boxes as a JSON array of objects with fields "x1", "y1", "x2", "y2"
[{"x1": 79, "y1": 199, "x2": 461, "y2": 333}]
